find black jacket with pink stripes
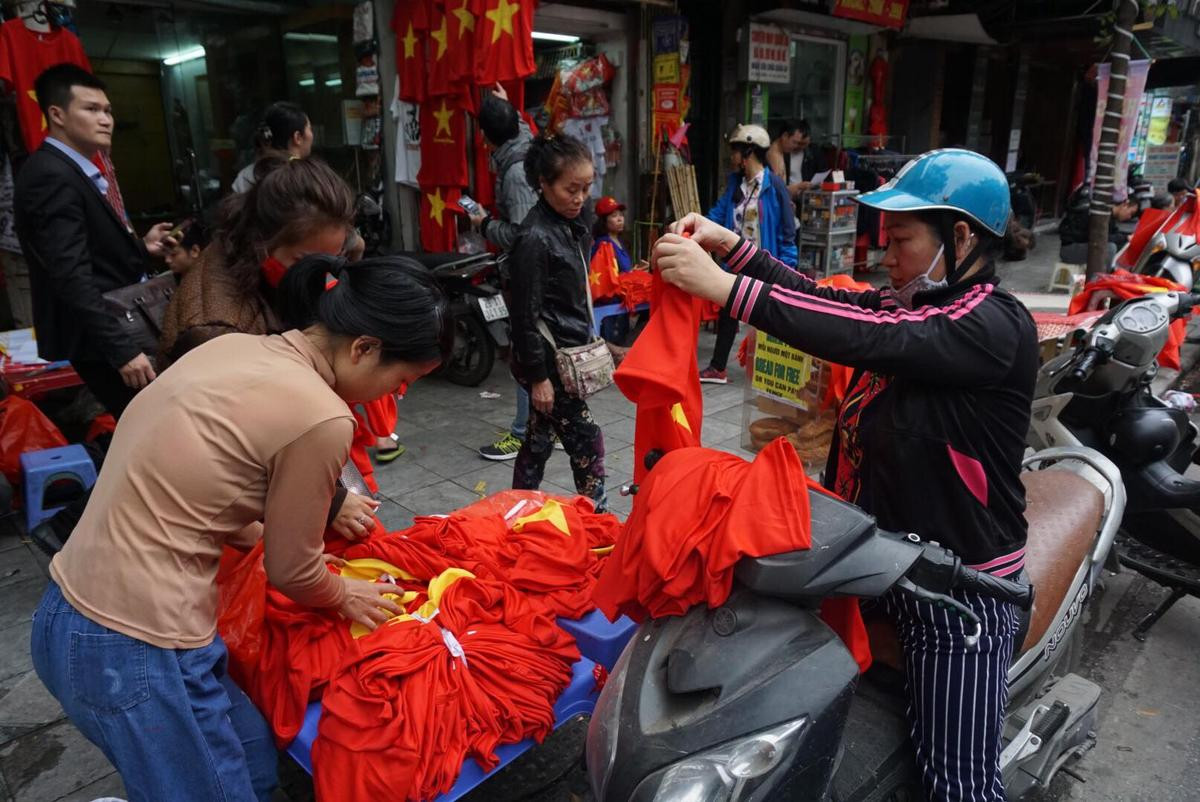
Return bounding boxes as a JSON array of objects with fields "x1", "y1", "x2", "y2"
[{"x1": 722, "y1": 237, "x2": 1038, "y2": 570}]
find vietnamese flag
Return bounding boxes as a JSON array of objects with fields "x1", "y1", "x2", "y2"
[
  {"x1": 420, "y1": 186, "x2": 462, "y2": 252},
  {"x1": 417, "y1": 94, "x2": 469, "y2": 188},
  {"x1": 589, "y1": 240, "x2": 621, "y2": 300},
  {"x1": 392, "y1": 0, "x2": 430, "y2": 102},
  {"x1": 472, "y1": 0, "x2": 536, "y2": 84},
  {"x1": 614, "y1": 275, "x2": 705, "y2": 482}
]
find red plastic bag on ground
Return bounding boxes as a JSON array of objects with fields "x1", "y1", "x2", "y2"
[
  {"x1": 216, "y1": 542, "x2": 268, "y2": 688},
  {"x1": 0, "y1": 395, "x2": 67, "y2": 484}
]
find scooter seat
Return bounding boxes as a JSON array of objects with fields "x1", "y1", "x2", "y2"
[
  {"x1": 1018, "y1": 469, "x2": 1104, "y2": 654},
  {"x1": 865, "y1": 469, "x2": 1104, "y2": 668}
]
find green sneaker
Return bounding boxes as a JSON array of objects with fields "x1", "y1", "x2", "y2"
[{"x1": 478, "y1": 432, "x2": 524, "y2": 461}]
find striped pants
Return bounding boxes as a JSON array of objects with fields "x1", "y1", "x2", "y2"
[{"x1": 883, "y1": 588, "x2": 1021, "y2": 801}]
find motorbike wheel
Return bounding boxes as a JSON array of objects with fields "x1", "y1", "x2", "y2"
[{"x1": 442, "y1": 312, "x2": 495, "y2": 387}]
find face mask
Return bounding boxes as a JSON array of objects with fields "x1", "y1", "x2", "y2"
[{"x1": 893, "y1": 244, "x2": 947, "y2": 309}]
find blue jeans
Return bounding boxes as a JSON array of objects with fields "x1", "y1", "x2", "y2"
[
  {"x1": 512, "y1": 382, "x2": 530, "y2": 440},
  {"x1": 31, "y1": 581, "x2": 278, "y2": 802}
]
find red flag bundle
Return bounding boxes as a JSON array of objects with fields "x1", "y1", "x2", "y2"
[{"x1": 612, "y1": 277, "x2": 705, "y2": 482}]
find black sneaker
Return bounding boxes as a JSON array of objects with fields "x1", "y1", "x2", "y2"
[{"x1": 478, "y1": 432, "x2": 524, "y2": 461}]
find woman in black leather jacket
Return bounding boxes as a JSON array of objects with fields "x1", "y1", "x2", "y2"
[{"x1": 508, "y1": 134, "x2": 606, "y2": 510}]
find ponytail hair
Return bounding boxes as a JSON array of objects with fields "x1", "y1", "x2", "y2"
[
  {"x1": 256, "y1": 101, "x2": 308, "y2": 154},
  {"x1": 523, "y1": 133, "x2": 592, "y2": 193},
  {"x1": 277, "y1": 253, "x2": 452, "y2": 365}
]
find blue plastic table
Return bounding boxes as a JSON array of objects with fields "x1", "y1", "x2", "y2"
[{"x1": 282, "y1": 612, "x2": 639, "y2": 799}]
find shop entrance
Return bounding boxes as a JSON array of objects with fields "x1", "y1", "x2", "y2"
[{"x1": 767, "y1": 34, "x2": 846, "y2": 143}]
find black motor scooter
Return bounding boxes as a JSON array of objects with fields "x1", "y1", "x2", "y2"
[
  {"x1": 1029, "y1": 290, "x2": 1200, "y2": 638},
  {"x1": 587, "y1": 445, "x2": 1124, "y2": 801},
  {"x1": 400, "y1": 251, "x2": 509, "y2": 386}
]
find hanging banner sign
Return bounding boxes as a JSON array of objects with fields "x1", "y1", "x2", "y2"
[
  {"x1": 832, "y1": 0, "x2": 910, "y2": 29},
  {"x1": 743, "y1": 23, "x2": 791, "y2": 84},
  {"x1": 1088, "y1": 60, "x2": 1151, "y2": 200},
  {"x1": 654, "y1": 53, "x2": 681, "y2": 85}
]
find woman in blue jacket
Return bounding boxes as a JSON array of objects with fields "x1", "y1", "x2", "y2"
[{"x1": 700, "y1": 124, "x2": 798, "y2": 383}]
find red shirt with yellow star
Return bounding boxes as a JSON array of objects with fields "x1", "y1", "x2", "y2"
[{"x1": 0, "y1": 20, "x2": 91, "y2": 153}]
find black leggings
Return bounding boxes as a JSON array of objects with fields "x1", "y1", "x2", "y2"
[
  {"x1": 707, "y1": 309, "x2": 740, "y2": 372},
  {"x1": 512, "y1": 374, "x2": 606, "y2": 511}
]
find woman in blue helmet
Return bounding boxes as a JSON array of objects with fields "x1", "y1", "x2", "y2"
[{"x1": 654, "y1": 149, "x2": 1038, "y2": 802}]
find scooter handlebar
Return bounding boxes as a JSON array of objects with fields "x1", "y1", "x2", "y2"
[
  {"x1": 955, "y1": 566, "x2": 1034, "y2": 610},
  {"x1": 1068, "y1": 347, "x2": 1103, "y2": 383}
]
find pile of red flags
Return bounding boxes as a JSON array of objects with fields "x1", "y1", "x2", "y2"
[
  {"x1": 392, "y1": 0, "x2": 538, "y2": 251},
  {"x1": 217, "y1": 491, "x2": 619, "y2": 801}
]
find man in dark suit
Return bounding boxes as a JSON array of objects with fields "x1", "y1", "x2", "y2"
[{"x1": 15, "y1": 63, "x2": 175, "y2": 417}]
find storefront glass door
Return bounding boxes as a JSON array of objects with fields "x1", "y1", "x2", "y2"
[{"x1": 767, "y1": 34, "x2": 845, "y2": 143}]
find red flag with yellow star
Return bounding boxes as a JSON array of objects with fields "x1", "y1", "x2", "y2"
[
  {"x1": 471, "y1": 0, "x2": 536, "y2": 84},
  {"x1": 391, "y1": 0, "x2": 430, "y2": 102},
  {"x1": 424, "y1": 4, "x2": 455, "y2": 97},
  {"x1": 420, "y1": 186, "x2": 462, "y2": 251},
  {"x1": 444, "y1": 0, "x2": 477, "y2": 83},
  {"x1": 613, "y1": 275, "x2": 705, "y2": 483},
  {"x1": 417, "y1": 94, "x2": 469, "y2": 187}
]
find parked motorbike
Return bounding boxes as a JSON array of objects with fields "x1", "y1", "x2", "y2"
[
  {"x1": 587, "y1": 446, "x2": 1124, "y2": 801},
  {"x1": 1129, "y1": 224, "x2": 1200, "y2": 291},
  {"x1": 1028, "y1": 290, "x2": 1200, "y2": 639},
  {"x1": 401, "y1": 251, "x2": 509, "y2": 386}
]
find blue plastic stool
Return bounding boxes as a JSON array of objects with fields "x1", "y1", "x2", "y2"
[
  {"x1": 20, "y1": 444, "x2": 97, "y2": 530},
  {"x1": 558, "y1": 610, "x2": 638, "y2": 670},
  {"x1": 592, "y1": 301, "x2": 649, "y2": 338}
]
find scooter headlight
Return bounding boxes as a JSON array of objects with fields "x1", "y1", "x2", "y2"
[
  {"x1": 586, "y1": 640, "x2": 634, "y2": 800},
  {"x1": 644, "y1": 718, "x2": 808, "y2": 802}
]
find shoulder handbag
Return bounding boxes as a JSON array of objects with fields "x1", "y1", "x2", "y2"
[
  {"x1": 534, "y1": 247, "x2": 615, "y2": 399},
  {"x1": 101, "y1": 272, "x2": 176, "y2": 368}
]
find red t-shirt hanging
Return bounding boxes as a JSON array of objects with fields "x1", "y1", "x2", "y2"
[
  {"x1": 0, "y1": 20, "x2": 91, "y2": 153},
  {"x1": 391, "y1": 0, "x2": 430, "y2": 103},
  {"x1": 417, "y1": 93, "x2": 469, "y2": 188},
  {"x1": 444, "y1": 0, "x2": 476, "y2": 82},
  {"x1": 420, "y1": 186, "x2": 461, "y2": 252},
  {"x1": 471, "y1": 0, "x2": 536, "y2": 85}
]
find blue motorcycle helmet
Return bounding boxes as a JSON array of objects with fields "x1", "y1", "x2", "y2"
[{"x1": 855, "y1": 148, "x2": 1010, "y2": 283}]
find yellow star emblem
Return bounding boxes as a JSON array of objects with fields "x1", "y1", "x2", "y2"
[
  {"x1": 513, "y1": 499, "x2": 571, "y2": 536},
  {"x1": 670, "y1": 402, "x2": 692, "y2": 433},
  {"x1": 485, "y1": 0, "x2": 520, "y2": 44},
  {"x1": 28, "y1": 89, "x2": 46, "y2": 131},
  {"x1": 451, "y1": 0, "x2": 475, "y2": 38},
  {"x1": 402, "y1": 22, "x2": 418, "y2": 59},
  {"x1": 432, "y1": 99, "x2": 454, "y2": 142},
  {"x1": 427, "y1": 188, "x2": 448, "y2": 226},
  {"x1": 430, "y1": 14, "x2": 449, "y2": 60}
]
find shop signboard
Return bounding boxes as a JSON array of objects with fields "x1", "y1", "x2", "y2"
[
  {"x1": 743, "y1": 23, "x2": 791, "y2": 85},
  {"x1": 832, "y1": 0, "x2": 910, "y2": 29},
  {"x1": 1147, "y1": 95, "x2": 1173, "y2": 146},
  {"x1": 1143, "y1": 144, "x2": 1183, "y2": 193},
  {"x1": 752, "y1": 331, "x2": 813, "y2": 407}
]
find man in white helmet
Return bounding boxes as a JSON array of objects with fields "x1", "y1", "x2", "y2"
[{"x1": 698, "y1": 124, "x2": 797, "y2": 384}]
